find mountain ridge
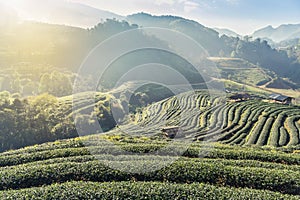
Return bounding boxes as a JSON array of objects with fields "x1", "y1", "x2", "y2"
[
  {"x1": 252, "y1": 24, "x2": 300, "y2": 43},
  {"x1": 214, "y1": 28, "x2": 241, "y2": 38}
]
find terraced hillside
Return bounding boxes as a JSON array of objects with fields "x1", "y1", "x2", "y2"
[
  {"x1": 209, "y1": 57, "x2": 272, "y2": 86},
  {"x1": 1, "y1": 136, "x2": 300, "y2": 199},
  {"x1": 58, "y1": 90, "x2": 300, "y2": 148},
  {"x1": 1, "y1": 90, "x2": 300, "y2": 199},
  {"x1": 122, "y1": 90, "x2": 300, "y2": 147}
]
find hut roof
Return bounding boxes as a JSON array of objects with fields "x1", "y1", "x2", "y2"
[
  {"x1": 269, "y1": 93, "x2": 293, "y2": 102},
  {"x1": 161, "y1": 126, "x2": 180, "y2": 131}
]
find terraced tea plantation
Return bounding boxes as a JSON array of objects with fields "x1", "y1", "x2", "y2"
[
  {"x1": 1, "y1": 90, "x2": 300, "y2": 199},
  {"x1": 129, "y1": 90, "x2": 300, "y2": 147},
  {"x1": 1, "y1": 136, "x2": 300, "y2": 199}
]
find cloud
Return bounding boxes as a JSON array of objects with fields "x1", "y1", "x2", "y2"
[
  {"x1": 225, "y1": 0, "x2": 239, "y2": 5},
  {"x1": 153, "y1": 0, "x2": 200, "y2": 13},
  {"x1": 182, "y1": 1, "x2": 200, "y2": 12},
  {"x1": 154, "y1": 0, "x2": 176, "y2": 6}
]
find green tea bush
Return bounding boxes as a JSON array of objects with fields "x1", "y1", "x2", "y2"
[
  {"x1": 1, "y1": 159, "x2": 300, "y2": 194},
  {"x1": 1, "y1": 181, "x2": 299, "y2": 200}
]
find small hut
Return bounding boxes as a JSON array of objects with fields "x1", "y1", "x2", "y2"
[
  {"x1": 228, "y1": 93, "x2": 251, "y2": 102},
  {"x1": 269, "y1": 93, "x2": 294, "y2": 105},
  {"x1": 161, "y1": 126, "x2": 180, "y2": 139}
]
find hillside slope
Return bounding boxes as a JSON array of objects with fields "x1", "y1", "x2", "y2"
[
  {"x1": 123, "y1": 90, "x2": 300, "y2": 147},
  {"x1": 209, "y1": 57, "x2": 272, "y2": 86},
  {"x1": 1, "y1": 91, "x2": 300, "y2": 199}
]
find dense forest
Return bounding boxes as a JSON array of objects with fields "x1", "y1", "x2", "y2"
[{"x1": 0, "y1": 91, "x2": 125, "y2": 152}]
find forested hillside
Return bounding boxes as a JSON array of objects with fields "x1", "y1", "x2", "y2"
[
  {"x1": 128, "y1": 13, "x2": 300, "y2": 85},
  {"x1": 0, "y1": 91, "x2": 123, "y2": 152},
  {"x1": 1, "y1": 14, "x2": 300, "y2": 97}
]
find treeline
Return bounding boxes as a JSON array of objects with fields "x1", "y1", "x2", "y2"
[
  {"x1": 0, "y1": 92, "x2": 76, "y2": 151},
  {"x1": 0, "y1": 91, "x2": 123, "y2": 152},
  {"x1": 229, "y1": 37, "x2": 300, "y2": 84},
  {"x1": 0, "y1": 67, "x2": 98, "y2": 97}
]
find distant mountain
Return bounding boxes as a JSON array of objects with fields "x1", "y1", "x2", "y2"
[
  {"x1": 252, "y1": 24, "x2": 300, "y2": 43},
  {"x1": 214, "y1": 28, "x2": 241, "y2": 38},
  {"x1": 1, "y1": 11, "x2": 300, "y2": 88},
  {"x1": 127, "y1": 13, "x2": 224, "y2": 55},
  {"x1": 6, "y1": 0, "x2": 124, "y2": 28},
  {"x1": 276, "y1": 38, "x2": 299, "y2": 48}
]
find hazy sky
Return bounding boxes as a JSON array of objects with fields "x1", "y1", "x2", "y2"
[
  {"x1": 70, "y1": 0, "x2": 300, "y2": 35},
  {"x1": 2, "y1": 0, "x2": 300, "y2": 35}
]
